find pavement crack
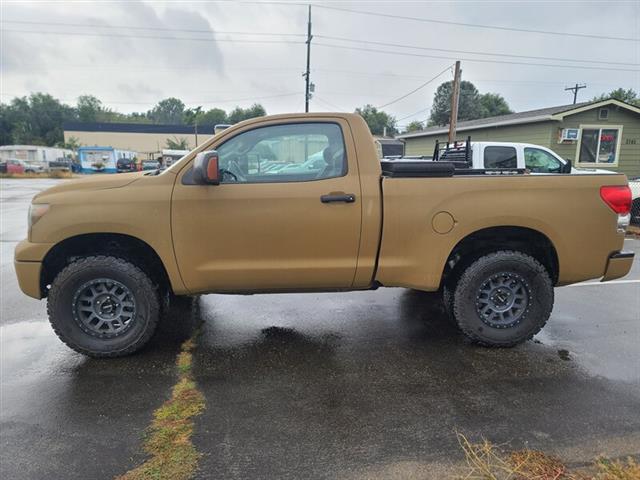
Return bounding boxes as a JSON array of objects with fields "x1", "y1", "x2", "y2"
[{"x1": 115, "y1": 327, "x2": 205, "y2": 480}]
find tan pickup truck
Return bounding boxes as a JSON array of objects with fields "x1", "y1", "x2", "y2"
[{"x1": 15, "y1": 113, "x2": 634, "y2": 357}]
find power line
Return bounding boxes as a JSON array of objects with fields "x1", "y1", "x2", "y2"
[
  {"x1": 316, "y1": 34, "x2": 638, "y2": 67},
  {"x1": 314, "y1": 43, "x2": 640, "y2": 73},
  {"x1": 0, "y1": 28, "x2": 303, "y2": 44},
  {"x1": 0, "y1": 91, "x2": 299, "y2": 105},
  {"x1": 1, "y1": 19, "x2": 305, "y2": 37},
  {"x1": 396, "y1": 107, "x2": 430, "y2": 122},
  {"x1": 313, "y1": 4, "x2": 639, "y2": 42},
  {"x1": 376, "y1": 64, "x2": 452, "y2": 109}
]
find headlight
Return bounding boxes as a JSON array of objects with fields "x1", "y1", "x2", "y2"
[{"x1": 29, "y1": 203, "x2": 49, "y2": 229}]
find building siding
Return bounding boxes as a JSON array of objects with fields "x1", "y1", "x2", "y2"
[
  {"x1": 551, "y1": 106, "x2": 640, "y2": 178},
  {"x1": 403, "y1": 104, "x2": 639, "y2": 178},
  {"x1": 64, "y1": 130, "x2": 214, "y2": 157},
  {"x1": 404, "y1": 122, "x2": 553, "y2": 156}
]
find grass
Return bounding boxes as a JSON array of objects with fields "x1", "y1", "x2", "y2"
[
  {"x1": 116, "y1": 333, "x2": 204, "y2": 480},
  {"x1": 0, "y1": 171, "x2": 75, "y2": 179},
  {"x1": 457, "y1": 433, "x2": 640, "y2": 480}
]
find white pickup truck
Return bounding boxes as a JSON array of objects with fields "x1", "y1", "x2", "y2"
[{"x1": 390, "y1": 141, "x2": 612, "y2": 175}]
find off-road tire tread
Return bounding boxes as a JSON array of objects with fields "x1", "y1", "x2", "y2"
[
  {"x1": 452, "y1": 250, "x2": 553, "y2": 347},
  {"x1": 47, "y1": 255, "x2": 159, "y2": 358}
]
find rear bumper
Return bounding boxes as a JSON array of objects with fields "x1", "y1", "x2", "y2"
[{"x1": 601, "y1": 251, "x2": 634, "y2": 282}]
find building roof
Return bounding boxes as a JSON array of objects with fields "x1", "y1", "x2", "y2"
[
  {"x1": 64, "y1": 121, "x2": 216, "y2": 135},
  {"x1": 398, "y1": 99, "x2": 640, "y2": 139},
  {"x1": 0, "y1": 145, "x2": 73, "y2": 151}
]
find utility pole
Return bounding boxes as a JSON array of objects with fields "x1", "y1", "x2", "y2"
[
  {"x1": 448, "y1": 61, "x2": 461, "y2": 143},
  {"x1": 565, "y1": 83, "x2": 586, "y2": 104},
  {"x1": 304, "y1": 5, "x2": 312, "y2": 112}
]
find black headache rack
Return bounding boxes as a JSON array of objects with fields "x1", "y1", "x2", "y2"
[{"x1": 379, "y1": 135, "x2": 526, "y2": 178}]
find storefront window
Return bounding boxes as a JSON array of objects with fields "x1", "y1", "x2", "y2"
[{"x1": 577, "y1": 126, "x2": 621, "y2": 165}]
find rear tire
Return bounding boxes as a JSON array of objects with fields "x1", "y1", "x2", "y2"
[
  {"x1": 452, "y1": 251, "x2": 553, "y2": 347},
  {"x1": 47, "y1": 256, "x2": 160, "y2": 358}
]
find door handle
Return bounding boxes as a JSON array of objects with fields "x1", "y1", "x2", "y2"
[{"x1": 320, "y1": 193, "x2": 356, "y2": 204}]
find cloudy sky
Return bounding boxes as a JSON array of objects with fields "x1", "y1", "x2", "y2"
[{"x1": 1, "y1": 0, "x2": 638, "y2": 128}]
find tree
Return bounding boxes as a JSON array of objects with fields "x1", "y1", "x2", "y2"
[
  {"x1": 479, "y1": 93, "x2": 513, "y2": 118},
  {"x1": 354, "y1": 104, "x2": 397, "y2": 136},
  {"x1": 199, "y1": 108, "x2": 228, "y2": 126},
  {"x1": 592, "y1": 88, "x2": 639, "y2": 106},
  {"x1": 0, "y1": 93, "x2": 76, "y2": 146},
  {"x1": 76, "y1": 95, "x2": 103, "y2": 122},
  {"x1": 148, "y1": 97, "x2": 185, "y2": 124},
  {"x1": 404, "y1": 120, "x2": 424, "y2": 133},
  {"x1": 58, "y1": 136, "x2": 81, "y2": 150},
  {"x1": 165, "y1": 137, "x2": 190, "y2": 150},
  {"x1": 227, "y1": 104, "x2": 266, "y2": 124},
  {"x1": 428, "y1": 81, "x2": 484, "y2": 126}
]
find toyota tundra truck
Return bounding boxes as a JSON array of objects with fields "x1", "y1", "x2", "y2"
[{"x1": 14, "y1": 113, "x2": 635, "y2": 357}]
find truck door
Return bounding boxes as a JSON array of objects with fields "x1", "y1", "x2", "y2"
[{"x1": 171, "y1": 120, "x2": 362, "y2": 293}]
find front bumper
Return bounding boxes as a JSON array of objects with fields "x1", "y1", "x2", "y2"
[
  {"x1": 14, "y1": 239, "x2": 54, "y2": 299},
  {"x1": 14, "y1": 260, "x2": 43, "y2": 299},
  {"x1": 602, "y1": 251, "x2": 634, "y2": 282}
]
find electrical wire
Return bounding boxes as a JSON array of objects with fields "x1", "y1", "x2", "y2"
[
  {"x1": 1, "y1": 19, "x2": 305, "y2": 37},
  {"x1": 316, "y1": 34, "x2": 638, "y2": 67},
  {"x1": 314, "y1": 43, "x2": 640, "y2": 73},
  {"x1": 376, "y1": 64, "x2": 453, "y2": 109},
  {"x1": 313, "y1": 4, "x2": 639, "y2": 42},
  {"x1": 0, "y1": 28, "x2": 303, "y2": 44}
]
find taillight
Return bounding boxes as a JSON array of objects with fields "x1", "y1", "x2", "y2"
[{"x1": 600, "y1": 185, "x2": 632, "y2": 214}]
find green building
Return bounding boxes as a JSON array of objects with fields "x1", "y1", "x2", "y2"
[{"x1": 398, "y1": 99, "x2": 640, "y2": 178}]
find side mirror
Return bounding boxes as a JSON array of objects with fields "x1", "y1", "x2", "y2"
[
  {"x1": 193, "y1": 151, "x2": 220, "y2": 185},
  {"x1": 562, "y1": 159, "x2": 572, "y2": 174}
]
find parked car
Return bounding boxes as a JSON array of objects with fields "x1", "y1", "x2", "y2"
[
  {"x1": 141, "y1": 160, "x2": 160, "y2": 171},
  {"x1": 389, "y1": 139, "x2": 613, "y2": 175},
  {"x1": 629, "y1": 177, "x2": 640, "y2": 225},
  {"x1": 3, "y1": 159, "x2": 25, "y2": 174},
  {"x1": 116, "y1": 158, "x2": 136, "y2": 173},
  {"x1": 15, "y1": 113, "x2": 634, "y2": 357},
  {"x1": 23, "y1": 161, "x2": 47, "y2": 174},
  {"x1": 49, "y1": 158, "x2": 72, "y2": 172}
]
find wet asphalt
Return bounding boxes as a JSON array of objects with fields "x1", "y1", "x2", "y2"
[{"x1": 1, "y1": 178, "x2": 639, "y2": 479}]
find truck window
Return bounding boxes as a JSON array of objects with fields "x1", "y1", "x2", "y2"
[
  {"x1": 484, "y1": 146, "x2": 517, "y2": 169},
  {"x1": 524, "y1": 147, "x2": 562, "y2": 173},
  {"x1": 216, "y1": 122, "x2": 346, "y2": 183}
]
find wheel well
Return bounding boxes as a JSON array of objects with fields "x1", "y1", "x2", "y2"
[
  {"x1": 41, "y1": 233, "x2": 171, "y2": 298},
  {"x1": 442, "y1": 226, "x2": 559, "y2": 287}
]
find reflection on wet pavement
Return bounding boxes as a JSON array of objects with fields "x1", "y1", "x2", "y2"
[
  {"x1": 0, "y1": 297, "x2": 199, "y2": 480},
  {"x1": 188, "y1": 289, "x2": 640, "y2": 479}
]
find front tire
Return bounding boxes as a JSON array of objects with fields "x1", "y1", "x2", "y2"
[
  {"x1": 47, "y1": 256, "x2": 160, "y2": 357},
  {"x1": 452, "y1": 251, "x2": 553, "y2": 347}
]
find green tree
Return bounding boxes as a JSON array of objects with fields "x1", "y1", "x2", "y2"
[
  {"x1": 227, "y1": 104, "x2": 266, "y2": 124},
  {"x1": 1, "y1": 93, "x2": 76, "y2": 146},
  {"x1": 355, "y1": 104, "x2": 397, "y2": 136},
  {"x1": 199, "y1": 108, "x2": 228, "y2": 126},
  {"x1": 148, "y1": 97, "x2": 185, "y2": 124},
  {"x1": 428, "y1": 81, "x2": 484, "y2": 126},
  {"x1": 592, "y1": 88, "x2": 639, "y2": 106},
  {"x1": 76, "y1": 95, "x2": 103, "y2": 122},
  {"x1": 479, "y1": 93, "x2": 513, "y2": 118},
  {"x1": 404, "y1": 120, "x2": 424, "y2": 133},
  {"x1": 165, "y1": 137, "x2": 190, "y2": 150},
  {"x1": 57, "y1": 136, "x2": 81, "y2": 150}
]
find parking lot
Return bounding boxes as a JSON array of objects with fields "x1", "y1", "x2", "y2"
[{"x1": 1, "y1": 178, "x2": 639, "y2": 479}]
